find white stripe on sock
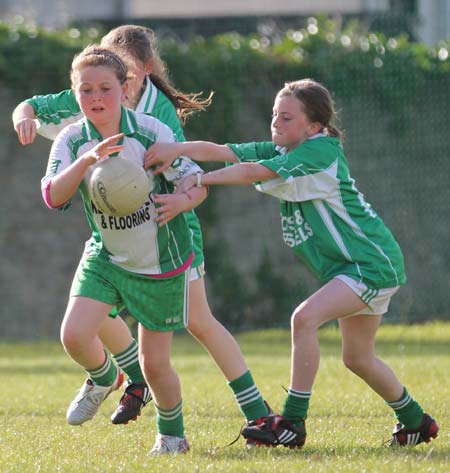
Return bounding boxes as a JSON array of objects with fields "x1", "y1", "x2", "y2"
[
  {"x1": 236, "y1": 387, "x2": 259, "y2": 402},
  {"x1": 288, "y1": 388, "x2": 311, "y2": 399},
  {"x1": 89, "y1": 357, "x2": 112, "y2": 377},
  {"x1": 156, "y1": 404, "x2": 183, "y2": 421}
]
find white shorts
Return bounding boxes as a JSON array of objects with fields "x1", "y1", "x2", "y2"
[
  {"x1": 189, "y1": 263, "x2": 205, "y2": 282},
  {"x1": 335, "y1": 275, "x2": 400, "y2": 316}
]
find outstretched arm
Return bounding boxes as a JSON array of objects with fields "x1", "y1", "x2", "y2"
[
  {"x1": 145, "y1": 141, "x2": 238, "y2": 174},
  {"x1": 201, "y1": 162, "x2": 278, "y2": 185},
  {"x1": 12, "y1": 102, "x2": 38, "y2": 145},
  {"x1": 173, "y1": 161, "x2": 279, "y2": 192}
]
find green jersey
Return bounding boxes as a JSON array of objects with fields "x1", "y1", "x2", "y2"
[
  {"x1": 228, "y1": 136, "x2": 406, "y2": 289},
  {"x1": 27, "y1": 77, "x2": 204, "y2": 266},
  {"x1": 42, "y1": 107, "x2": 203, "y2": 276}
]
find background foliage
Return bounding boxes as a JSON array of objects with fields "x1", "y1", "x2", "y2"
[{"x1": 1, "y1": 17, "x2": 449, "y2": 338}]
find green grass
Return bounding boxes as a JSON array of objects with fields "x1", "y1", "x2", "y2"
[{"x1": 0, "y1": 322, "x2": 449, "y2": 472}]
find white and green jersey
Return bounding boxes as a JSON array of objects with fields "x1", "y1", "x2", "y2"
[
  {"x1": 228, "y1": 136, "x2": 406, "y2": 289},
  {"x1": 42, "y1": 107, "x2": 203, "y2": 276},
  {"x1": 27, "y1": 76, "x2": 204, "y2": 266}
]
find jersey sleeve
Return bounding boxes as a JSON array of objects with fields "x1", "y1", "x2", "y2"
[
  {"x1": 41, "y1": 126, "x2": 77, "y2": 210},
  {"x1": 229, "y1": 139, "x2": 341, "y2": 202},
  {"x1": 227, "y1": 142, "x2": 278, "y2": 162},
  {"x1": 26, "y1": 90, "x2": 82, "y2": 140}
]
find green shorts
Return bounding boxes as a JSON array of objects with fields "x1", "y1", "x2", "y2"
[
  {"x1": 71, "y1": 256, "x2": 189, "y2": 331},
  {"x1": 184, "y1": 209, "x2": 204, "y2": 267},
  {"x1": 108, "y1": 262, "x2": 204, "y2": 319}
]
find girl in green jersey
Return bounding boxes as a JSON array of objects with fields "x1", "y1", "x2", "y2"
[
  {"x1": 43, "y1": 45, "x2": 210, "y2": 454},
  {"x1": 145, "y1": 78, "x2": 439, "y2": 449},
  {"x1": 13, "y1": 25, "x2": 269, "y2": 441}
]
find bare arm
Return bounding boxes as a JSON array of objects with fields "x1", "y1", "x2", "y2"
[
  {"x1": 145, "y1": 141, "x2": 238, "y2": 174},
  {"x1": 48, "y1": 134, "x2": 123, "y2": 207},
  {"x1": 177, "y1": 162, "x2": 279, "y2": 193},
  {"x1": 201, "y1": 162, "x2": 278, "y2": 185},
  {"x1": 154, "y1": 184, "x2": 208, "y2": 227},
  {"x1": 12, "y1": 102, "x2": 38, "y2": 145}
]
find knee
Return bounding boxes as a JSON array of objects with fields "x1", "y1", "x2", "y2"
[
  {"x1": 186, "y1": 308, "x2": 218, "y2": 342},
  {"x1": 186, "y1": 316, "x2": 203, "y2": 338},
  {"x1": 291, "y1": 301, "x2": 316, "y2": 335},
  {"x1": 342, "y1": 353, "x2": 369, "y2": 376},
  {"x1": 60, "y1": 324, "x2": 84, "y2": 354},
  {"x1": 139, "y1": 352, "x2": 170, "y2": 380}
]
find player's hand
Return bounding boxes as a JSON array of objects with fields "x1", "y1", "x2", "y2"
[
  {"x1": 175, "y1": 174, "x2": 197, "y2": 194},
  {"x1": 14, "y1": 118, "x2": 38, "y2": 145},
  {"x1": 144, "y1": 143, "x2": 180, "y2": 174},
  {"x1": 154, "y1": 193, "x2": 192, "y2": 226},
  {"x1": 81, "y1": 133, "x2": 124, "y2": 166}
]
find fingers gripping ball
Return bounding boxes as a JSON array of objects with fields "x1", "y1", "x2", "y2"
[{"x1": 89, "y1": 156, "x2": 154, "y2": 216}]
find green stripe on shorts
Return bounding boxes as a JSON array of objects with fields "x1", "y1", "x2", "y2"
[{"x1": 361, "y1": 288, "x2": 379, "y2": 304}]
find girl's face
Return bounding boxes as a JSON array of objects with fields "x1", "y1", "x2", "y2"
[
  {"x1": 124, "y1": 56, "x2": 152, "y2": 108},
  {"x1": 73, "y1": 65, "x2": 127, "y2": 127},
  {"x1": 271, "y1": 95, "x2": 320, "y2": 151}
]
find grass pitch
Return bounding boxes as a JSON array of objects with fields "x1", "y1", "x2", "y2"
[{"x1": 0, "y1": 322, "x2": 448, "y2": 472}]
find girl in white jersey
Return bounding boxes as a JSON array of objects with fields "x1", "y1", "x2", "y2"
[
  {"x1": 42, "y1": 45, "x2": 209, "y2": 454},
  {"x1": 13, "y1": 25, "x2": 270, "y2": 437},
  {"x1": 145, "y1": 78, "x2": 439, "y2": 449}
]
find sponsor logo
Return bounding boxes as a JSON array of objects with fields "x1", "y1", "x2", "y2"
[{"x1": 281, "y1": 209, "x2": 314, "y2": 247}]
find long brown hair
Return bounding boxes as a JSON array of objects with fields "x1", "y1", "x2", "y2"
[
  {"x1": 101, "y1": 25, "x2": 212, "y2": 123},
  {"x1": 277, "y1": 79, "x2": 343, "y2": 141}
]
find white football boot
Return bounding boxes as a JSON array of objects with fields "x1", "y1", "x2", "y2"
[
  {"x1": 150, "y1": 434, "x2": 190, "y2": 455},
  {"x1": 66, "y1": 369, "x2": 124, "y2": 426}
]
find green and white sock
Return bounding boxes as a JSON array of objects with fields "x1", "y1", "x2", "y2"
[
  {"x1": 387, "y1": 387, "x2": 424, "y2": 429},
  {"x1": 86, "y1": 353, "x2": 117, "y2": 387},
  {"x1": 112, "y1": 340, "x2": 145, "y2": 384},
  {"x1": 228, "y1": 370, "x2": 269, "y2": 421},
  {"x1": 155, "y1": 400, "x2": 184, "y2": 437},
  {"x1": 282, "y1": 388, "x2": 311, "y2": 423}
]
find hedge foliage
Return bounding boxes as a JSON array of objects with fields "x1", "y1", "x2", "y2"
[
  {"x1": 3, "y1": 16, "x2": 449, "y2": 147},
  {"x1": 2, "y1": 17, "x2": 449, "y2": 115}
]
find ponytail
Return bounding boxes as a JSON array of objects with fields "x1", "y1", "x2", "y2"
[
  {"x1": 101, "y1": 24, "x2": 213, "y2": 124},
  {"x1": 324, "y1": 123, "x2": 344, "y2": 142}
]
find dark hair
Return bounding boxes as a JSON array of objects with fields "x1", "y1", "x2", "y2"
[
  {"x1": 101, "y1": 25, "x2": 212, "y2": 123},
  {"x1": 71, "y1": 45, "x2": 128, "y2": 86},
  {"x1": 277, "y1": 79, "x2": 343, "y2": 141}
]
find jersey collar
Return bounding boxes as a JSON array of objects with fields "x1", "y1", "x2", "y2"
[
  {"x1": 135, "y1": 76, "x2": 158, "y2": 114},
  {"x1": 274, "y1": 132, "x2": 327, "y2": 155},
  {"x1": 82, "y1": 107, "x2": 138, "y2": 141},
  {"x1": 308, "y1": 132, "x2": 326, "y2": 140}
]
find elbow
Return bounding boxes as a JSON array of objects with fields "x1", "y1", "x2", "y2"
[{"x1": 41, "y1": 181, "x2": 66, "y2": 209}]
